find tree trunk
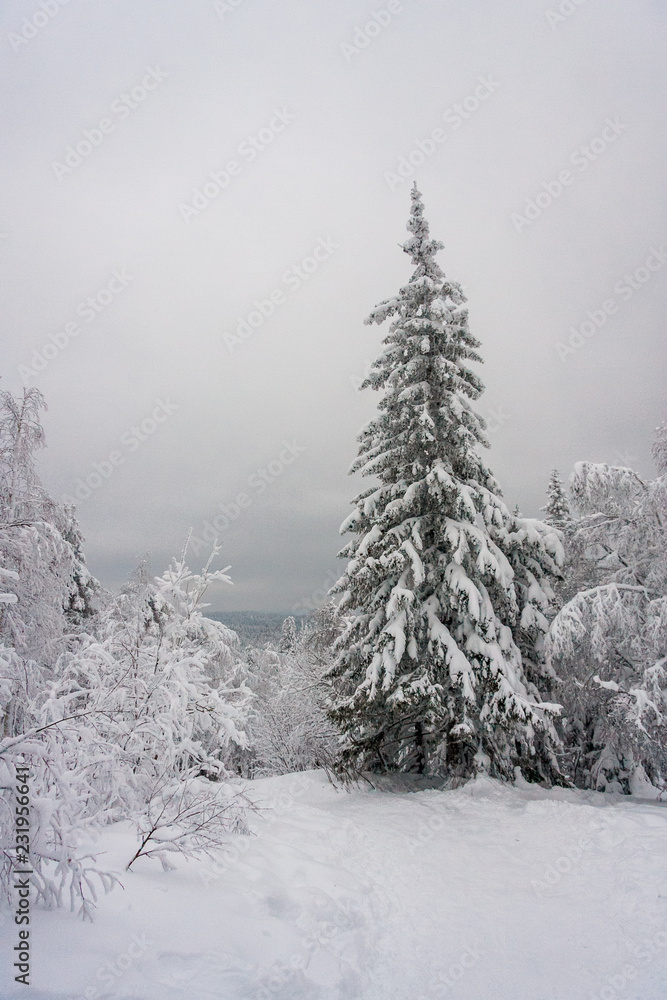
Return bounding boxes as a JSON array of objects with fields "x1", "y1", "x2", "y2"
[{"x1": 414, "y1": 721, "x2": 425, "y2": 774}]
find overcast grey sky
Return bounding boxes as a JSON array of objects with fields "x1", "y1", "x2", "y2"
[{"x1": 1, "y1": 0, "x2": 665, "y2": 611}]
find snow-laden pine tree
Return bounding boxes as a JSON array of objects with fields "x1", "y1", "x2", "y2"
[
  {"x1": 540, "y1": 468, "x2": 591, "y2": 610},
  {"x1": 542, "y1": 470, "x2": 574, "y2": 533},
  {"x1": 279, "y1": 615, "x2": 298, "y2": 653},
  {"x1": 327, "y1": 185, "x2": 564, "y2": 784}
]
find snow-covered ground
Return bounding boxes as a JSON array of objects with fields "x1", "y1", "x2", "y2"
[{"x1": 2, "y1": 770, "x2": 667, "y2": 1000}]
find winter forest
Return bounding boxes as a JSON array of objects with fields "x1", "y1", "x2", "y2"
[{"x1": 2, "y1": 2, "x2": 666, "y2": 999}]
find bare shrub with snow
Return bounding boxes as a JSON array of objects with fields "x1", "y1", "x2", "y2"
[{"x1": 125, "y1": 772, "x2": 252, "y2": 872}]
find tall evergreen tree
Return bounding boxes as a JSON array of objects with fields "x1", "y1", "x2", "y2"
[
  {"x1": 279, "y1": 615, "x2": 298, "y2": 654},
  {"x1": 327, "y1": 185, "x2": 564, "y2": 784},
  {"x1": 541, "y1": 467, "x2": 591, "y2": 609},
  {"x1": 542, "y1": 469, "x2": 574, "y2": 534}
]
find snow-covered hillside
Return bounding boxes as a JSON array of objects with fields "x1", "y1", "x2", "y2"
[{"x1": 3, "y1": 770, "x2": 666, "y2": 1000}]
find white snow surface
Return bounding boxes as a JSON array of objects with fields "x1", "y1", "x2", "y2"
[{"x1": 2, "y1": 770, "x2": 667, "y2": 1000}]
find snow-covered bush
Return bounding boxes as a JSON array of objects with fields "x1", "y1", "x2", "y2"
[
  {"x1": 237, "y1": 607, "x2": 341, "y2": 777},
  {"x1": 0, "y1": 387, "x2": 253, "y2": 918},
  {"x1": 248, "y1": 664, "x2": 337, "y2": 777},
  {"x1": 1, "y1": 541, "x2": 253, "y2": 918},
  {"x1": 0, "y1": 724, "x2": 121, "y2": 920},
  {"x1": 0, "y1": 389, "x2": 98, "y2": 664},
  {"x1": 0, "y1": 555, "x2": 254, "y2": 917},
  {"x1": 125, "y1": 771, "x2": 252, "y2": 872},
  {"x1": 40, "y1": 540, "x2": 252, "y2": 832},
  {"x1": 0, "y1": 389, "x2": 116, "y2": 918},
  {"x1": 548, "y1": 423, "x2": 667, "y2": 794}
]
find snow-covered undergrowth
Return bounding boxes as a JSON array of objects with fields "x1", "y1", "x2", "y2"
[{"x1": 2, "y1": 769, "x2": 666, "y2": 1000}]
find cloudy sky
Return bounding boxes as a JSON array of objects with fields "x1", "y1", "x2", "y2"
[{"x1": 1, "y1": 0, "x2": 665, "y2": 612}]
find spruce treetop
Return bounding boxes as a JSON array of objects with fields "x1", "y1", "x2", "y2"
[
  {"x1": 357, "y1": 183, "x2": 496, "y2": 496},
  {"x1": 402, "y1": 182, "x2": 444, "y2": 279}
]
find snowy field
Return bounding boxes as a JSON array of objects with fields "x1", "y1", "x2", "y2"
[{"x1": 3, "y1": 770, "x2": 666, "y2": 1000}]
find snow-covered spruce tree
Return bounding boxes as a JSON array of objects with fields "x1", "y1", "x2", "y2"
[
  {"x1": 542, "y1": 470, "x2": 574, "y2": 534},
  {"x1": 540, "y1": 468, "x2": 593, "y2": 610},
  {"x1": 327, "y1": 185, "x2": 564, "y2": 784},
  {"x1": 61, "y1": 505, "x2": 99, "y2": 631},
  {"x1": 279, "y1": 615, "x2": 298, "y2": 654}
]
